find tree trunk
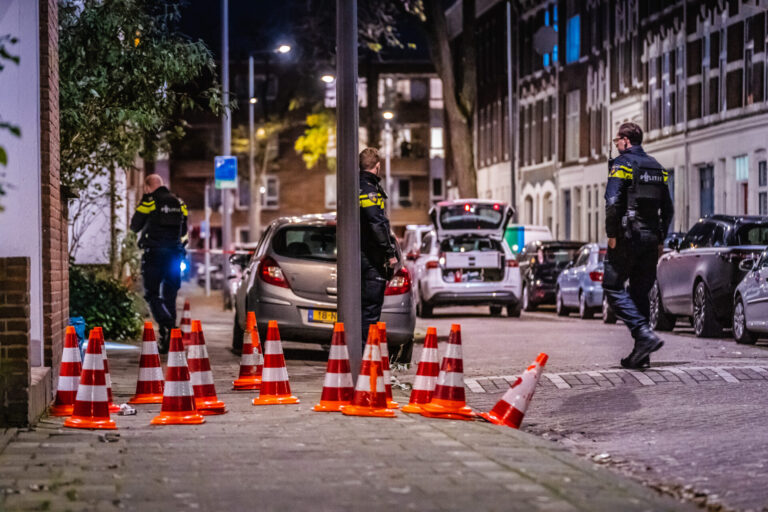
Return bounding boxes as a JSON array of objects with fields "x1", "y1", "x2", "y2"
[
  {"x1": 109, "y1": 166, "x2": 119, "y2": 278},
  {"x1": 423, "y1": 0, "x2": 477, "y2": 198}
]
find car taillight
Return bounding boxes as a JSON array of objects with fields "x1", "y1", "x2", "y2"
[
  {"x1": 426, "y1": 260, "x2": 439, "y2": 269},
  {"x1": 385, "y1": 267, "x2": 412, "y2": 295},
  {"x1": 259, "y1": 256, "x2": 290, "y2": 288},
  {"x1": 589, "y1": 271, "x2": 603, "y2": 282},
  {"x1": 725, "y1": 250, "x2": 757, "y2": 263},
  {"x1": 507, "y1": 259, "x2": 519, "y2": 267}
]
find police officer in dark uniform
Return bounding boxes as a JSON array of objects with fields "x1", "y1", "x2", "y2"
[
  {"x1": 604, "y1": 123, "x2": 673, "y2": 369},
  {"x1": 358, "y1": 148, "x2": 398, "y2": 347},
  {"x1": 130, "y1": 174, "x2": 188, "y2": 353}
]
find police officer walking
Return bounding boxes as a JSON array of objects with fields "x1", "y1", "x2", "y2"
[
  {"x1": 130, "y1": 174, "x2": 188, "y2": 353},
  {"x1": 358, "y1": 148, "x2": 398, "y2": 347},
  {"x1": 604, "y1": 123, "x2": 673, "y2": 369}
]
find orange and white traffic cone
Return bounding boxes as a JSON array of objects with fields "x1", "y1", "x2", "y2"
[
  {"x1": 376, "y1": 322, "x2": 399, "y2": 409},
  {"x1": 401, "y1": 327, "x2": 440, "y2": 414},
  {"x1": 313, "y1": 323, "x2": 354, "y2": 412},
  {"x1": 480, "y1": 353, "x2": 548, "y2": 429},
  {"x1": 340, "y1": 324, "x2": 396, "y2": 418},
  {"x1": 94, "y1": 327, "x2": 120, "y2": 413},
  {"x1": 180, "y1": 299, "x2": 192, "y2": 347},
  {"x1": 420, "y1": 324, "x2": 475, "y2": 421},
  {"x1": 246, "y1": 311, "x2": 265, "y2": 381},
  {"x1": 50, "y1": 326, "x2": 82, "y2": 417},
  {"x1": 188, "y1": 320, "x2": 227, "y2": 414},
  {"x1": 151, "y1": 329, "x2": 205, "y2": 425},
  {"x1": 64, "y1": 329, "x2": 116, "y2": 430},
  {"x1": 252, "y1": 321, "x2": 299, "y2": 405},
  {"x1": 129, "y1": 322, "x2": 165, "y2": 404},
  {"x1": 233, "y1": 313, "x2": 261, "y2": 390}
]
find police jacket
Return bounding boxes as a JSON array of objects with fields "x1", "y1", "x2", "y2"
[
  {"x1": 129, "y1": 186, "x2": 188, "y2": 249},
  {"x1": 359, "y1": 171, "x2": 396, "y2": 271},
  {"x1": 605, "y1": 145, "x2": 674, "y2": 241}
]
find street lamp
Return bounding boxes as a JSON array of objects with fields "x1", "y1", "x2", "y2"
[
  {"x1": 321, "y1": 74, "x2": 335, "y2": 83},
  {"x1": 382, "y1": 110, "x2": 394, "y2": 214},
  {"x1": 248, "y1": 44, "x2": 292, "y2": 242}
]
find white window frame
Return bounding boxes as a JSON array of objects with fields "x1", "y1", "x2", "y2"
[
  {"x1": 261, "y1": 175, "x2": 279, "y2": 210},
  {"x1": 396, "y1": 177, "x2": 412, "y2": 208},
  {"x1": 565, "y1": 89, "x2": 580, "y2": 161},
  {"x1": 237, "y1": 227, "x2": 250, "y2": 244}
]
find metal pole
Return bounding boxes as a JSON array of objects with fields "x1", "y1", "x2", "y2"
[
  {"x1": 385, "y1": 120, "x2": 392, "y2": 216},
  {"x1": 221, "y1": 0, "x2": 232, "y2": 279},
  {"x1": 506, "y1": 1, "x2": 517, "y2": 221},
  {"x1": 248, "y1": 55, "x2": 259, "y2": 240},
  {"x1": 337, "y1": 0, "x2": 361, "y2": 377},
  {"x1": 204, "y1": 181, "x2": 211, "y2": 297}
]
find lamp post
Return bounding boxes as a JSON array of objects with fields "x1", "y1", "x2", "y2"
[
  {"x1": 248, "y1": 44, "x2": 291, "y2": 242},
  {"x1": 382, "y1": 110, "x2": 394, "y2": 215}
]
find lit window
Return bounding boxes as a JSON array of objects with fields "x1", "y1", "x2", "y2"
[
  {"x1": 735, "y1": 156, "x2": 749, "y2": 181},
  {"x1": 566, "y1": 15, "x2": 580, "y2": 64}
]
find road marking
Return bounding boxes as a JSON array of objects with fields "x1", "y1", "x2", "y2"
[
  {"x1": 712, "y1": 368, "x2": 739, "y2": 383},
  {"x1": 545, "y1": 374, "x2": 571, "y2": 389},
  {"x1": 749, "y1": 366, "x2": 768, "y2": 376},
  {"x1": 629, "y1": 371, "x2": 656, "y2": 386},
  {"x1": 464, "y1": 378, "x2": 484, "y2": 393}
]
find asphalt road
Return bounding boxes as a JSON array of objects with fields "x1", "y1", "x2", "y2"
[{"x1": 408, "y1": 305, "x2": 768, "y2": 512}]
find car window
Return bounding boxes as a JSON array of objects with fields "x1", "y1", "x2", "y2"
[
  {"x1": 761, "y1": 251, "x2": 768, "y2": 268},
  {"x1": 439, "y1": 203, "x2": 505, "y2": 230},
  {"x1": 734, "y1": 224, "x2": 768, "y2": 246},
  {"x1": 682, "y1": 222, "x2": 715, "y2": 249},
  {"x1": 420, "y1": 234, "x2": 433, "y2": 254},
  {"x1": 711, "y1": 225, "x2": 726, "y2": 247},
  {"x1": 404, "y1": 232, "x2": 415, "y2": 252},
  {"x1": 272, "y1": 225, "x2": 336, "y2": 261},
  {"x1": 539, "y1": 246, "x2": 578, "y2": 265},
  {"x1": 574, "y1": 248, "x2": 590, "y2": 267}
]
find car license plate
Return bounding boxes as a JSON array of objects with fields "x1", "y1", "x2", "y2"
[{"x1": 308, "y1": 309, "x2": 337, "y2": 324}]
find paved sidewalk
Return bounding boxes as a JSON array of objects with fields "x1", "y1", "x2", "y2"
[{"x1": 0, "y1": 286, "x2": 693, "y2": 511}]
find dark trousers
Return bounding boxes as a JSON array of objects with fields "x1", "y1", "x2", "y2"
[
  {"x1": 603, "y1": 239, "x2": 658, "y2": 338},
  {"x1": 141, "y1": 247, "x2": 182, "y2": 329},
  {"x1": 361, "y1": 256, "x2": 387, "y2": 348}
]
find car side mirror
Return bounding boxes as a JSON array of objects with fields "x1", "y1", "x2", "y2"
[{"x1": 739, "y1": 258, "x2": 756, "y2": 272}]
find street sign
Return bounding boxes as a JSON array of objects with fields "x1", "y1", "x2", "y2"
[{"x1": 214, "y1": 156, "x2": 238, "y2": 189}]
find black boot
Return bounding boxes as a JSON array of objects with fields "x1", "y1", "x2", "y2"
[
  {"x1": 621, "y1": 353, "x2": 650, "y2": 370},
  {"x1": 627, "y1": 326, "x2": 663, "y2": 368},
  {"x1": 157, "y1": 325, "x2": 170, "y2": 354}
]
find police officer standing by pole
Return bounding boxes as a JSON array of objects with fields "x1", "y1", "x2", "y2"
[
  {"x1": 358, "y1": 148, "x2": 398, "y2": 348},
  {"x1": 130, "y1": 174, "x2": 188, "y2": 353},
  {"x1": 604, "y1": 123, "x2": 673, "y2": 369}
]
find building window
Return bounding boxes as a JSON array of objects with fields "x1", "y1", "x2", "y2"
[
  {"x1": 261, "y1": 175, "x2": 279, "y2": 210},
  {"x1": 542, "y1": 98, "x2": 550, "y2": 159},
  {"x1": 531, "y1": 102, "x2": 539, "y2": 163},
  {"x1": 566, "y1": 15, "x2": 581, "y2": 64},
  {"x1": 397, "y1": 178, "x2": 412, "y2": 208},
  {"x1": 759, "y1": 160, "x2": 767, "y2": 215},
  {"x1": 237, "y1": 227, "x2": 250, "y2": 244},
  {"x1": 676, "y1": 44, "x2": 685, "y2": 124},
  {"x1": 700, "y1": 165, "x2": 714, "y2": 217},
  {"x1": 429, "y1": 78, "x2": 443, "y2": 109},
  {"x1": 324, "y1": 174, "x2": 336, "y2": 209},
  {"x1": 702, "y1": 33, "x2": 710, "y2": 117},
  {"x1": 432, "y1": 178, "x2": 444, "y2": 200},
  {"x1": 759, "y1": 160, "x2": 767, "y2": 187},
  {"x1": 237, "y1": 178, "x2": 250, "y2": 209},
  {"x1": 565, "y1": 90, "x2": 580, "y2": 161},
  {"x1": 735, "y1": 155, "x2": 749, "y2": 181},
  {"x1": 760, "y1": 192, "x2": 768, "y2": 215},
  {"x1": 522, "y1": 104, "x2": 530, "y2": 165},
  {"x1": 719, "y1": 29, "x2": 727, "y2": 113},
  {"x1": 745, "y1": 47, "x2": 754, "y2": 105},
  {"x1": 430, "y1": 127, "x2": 444, "y2": 159}
]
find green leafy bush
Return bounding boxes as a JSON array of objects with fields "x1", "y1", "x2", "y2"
[{"x1": 69, "y1": 265, "x2": 142, "y2": 341}]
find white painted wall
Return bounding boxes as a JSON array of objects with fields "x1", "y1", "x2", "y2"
[{"x1": 0, "y1": 0, "x2": 43, "y2": 365}]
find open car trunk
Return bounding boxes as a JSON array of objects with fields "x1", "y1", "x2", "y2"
[{"x1": 439, "y1": 235, "x2": 506, "y2": 283}]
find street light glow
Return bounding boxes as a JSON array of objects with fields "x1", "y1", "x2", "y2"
[
  {"x1": 276, "y1": 44, "x2": 291, "y2": 54},
  {"x1": 249, "y1": 97, "x2": 258, "y2": 104},
  {"x1": 382, "y1": 111, "x2": 394, "y2": 120},
  {"x1": 321, "y1": 74, "x2": 335, "y2": 83},
  {"x1": 256, "y1": 127, "x2": 266, "y2": 137}
]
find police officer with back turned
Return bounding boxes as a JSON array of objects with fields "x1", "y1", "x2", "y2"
[
  {"x1": 130, "y1": 174, "x2": 188, "y2": 354},
  {"x1": 604, "y1": 123, "x2": 673, "y2": 370},
  {"x1": 359, "y1": 148, "x2": 398, "y2": 348}
]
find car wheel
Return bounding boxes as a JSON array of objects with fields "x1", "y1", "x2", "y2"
[
  {"x1": 649, "y1": 281, "x2": 675, "y2": 332},
  {"x1": 391, "y1": 338, "x2": 414, "y2": 365},
  {"x1": 556, "y1": 288, "x2": 569, "y2": 317},
  {"x1": 733, "y1": 297, "x2": 757, "y2": 345},
  {"x1": 602, "y1": 296, "x2": 617, "y2": 324},
  {"x1": 692, "y1": 281, "x2": 723, "y2": 338},
  {"x1": 416, "y1": 296, "x2": 433, "y2": 318},
  {"x1": 490, "y1": 305, "x2": 503, "y2": 316},
  {"x1": 578, "y1": 292, "x2": 594, "y2": 319},
  {"x1": 507, "y1": 301, "x2": 522, "y2": 318},
  {"x1": 522, "y1": 284, "x2": 537, "y2": 311},
  {"x1": 231, "y1": 311, "x2": 244, "y2": 354}
]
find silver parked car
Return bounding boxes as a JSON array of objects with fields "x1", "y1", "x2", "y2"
[
  {"x1": 555, "y1": 243, "x2": 608, "y2": 319},
  {"x1": 733, "y1": 249, "x2": 768, "y2": 344},
  {"x1": 232, "y1": 213, "x2": 416, "y2": 363},
  {"x1": 412, "y1": 199, "x2": 521, "y2": 317}
]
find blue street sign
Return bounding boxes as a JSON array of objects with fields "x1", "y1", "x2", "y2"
[{"x1": 214, "y1": 156, "x2": 238, "y2": 189}]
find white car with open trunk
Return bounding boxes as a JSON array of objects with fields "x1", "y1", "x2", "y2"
[{"x1": 412, "y1": 199, "x2": 522, "y2": 317}]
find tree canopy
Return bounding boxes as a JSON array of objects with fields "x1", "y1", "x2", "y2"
[{"x1": 0, "y1": 34, "x2": 20, "y2": 212}]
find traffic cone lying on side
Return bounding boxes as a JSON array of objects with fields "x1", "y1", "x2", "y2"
[
  {"x1": 480, "y1": 353, "x2": 548, "y2": 429},
  {"x1": 188, "y1": 320, "x2": 227, "y2": 414},
  {"x1": 50, "y1": 326, "x2": 83, "y2": 416},
  {"x1": 313, "y1": 323, "x2": 354, "y2": 412},
  {"x1": 180, "y1": 299, "x2": 192, "y2": 347},
  {"x1": 252, "y1": 321, "x2": 299, "y2": 405},
  {"x1": 401, "y1": 327, "x2": 440, "y2": 414},
  {"x1": 94, "y1": 327, "x2": 120, "y2": 413},
  {"x1": 340, "y1": 324, "x2": 396, "y2": 418},
  {"x1": 64, "y1": 329, "x2": 116, "y2": 430},
  {"x1": 151, "y1": 329, "x2": 205, "y2": 425},
  {"x1": 129, "y1": 322, "x2": 165, "y2": 404},
  {"x1": 420, "y1": 324, "x2": 475, "y2": 421},
  {"x1": 376, "y1": 322, "x2": 399, "y2": 409},
  {"x1": 233, "y1": 312, "x2": 262, "y2": 390}
]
